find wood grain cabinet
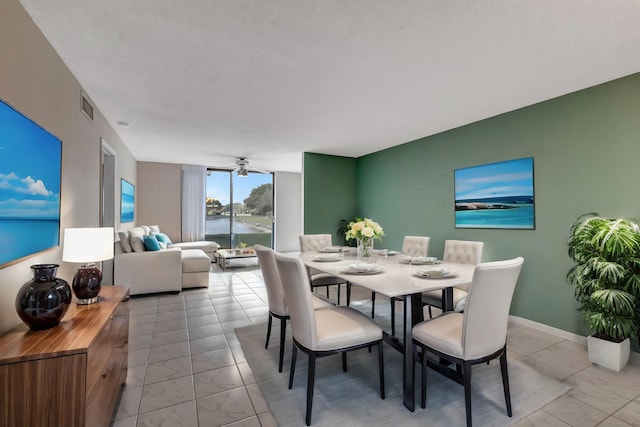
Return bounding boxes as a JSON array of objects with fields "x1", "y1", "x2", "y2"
[{"x1": 0, "y1": 286, "x2": 130, "y2": 427}]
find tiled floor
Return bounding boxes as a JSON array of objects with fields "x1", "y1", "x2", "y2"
[{"x1": 112, "y1": 264, "x2": 640, "y2": 427}]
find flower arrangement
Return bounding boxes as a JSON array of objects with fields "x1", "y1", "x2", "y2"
[
  {"x1": 345, "y1": 218, "x2": 384, "y2": 242},
  {"x1": 345, "y1": 218, "x2": 384, "y2": 261}
]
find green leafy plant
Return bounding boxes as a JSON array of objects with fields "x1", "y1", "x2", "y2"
[{"x1": 567, "y1": 213, "x2": 640, "y2": 342}]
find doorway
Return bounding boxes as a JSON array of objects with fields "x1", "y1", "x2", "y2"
[{"x1": 101, "y1": 138, "x2": 116, "y2": 285}]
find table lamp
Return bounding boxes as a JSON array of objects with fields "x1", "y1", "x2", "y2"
[{"x1": 62, "y1": 227, "x2": 114, "y2": 304}]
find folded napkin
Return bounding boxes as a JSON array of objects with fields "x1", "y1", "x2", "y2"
[{"x1": 349, "y1": 262, "x2": 378, "y2": 272}]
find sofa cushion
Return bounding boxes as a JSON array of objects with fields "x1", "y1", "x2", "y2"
[
  {"x1": 118, "y1": 230, "x2": 132, "y2": 253},
  {"x1": 156, "y1": 232, "x2": 173, "y2": 245},
  {"x1": 129, "y1": 227, "x2": 146, "y2": 252},
  {"x1": 140, "y1": 225, "x2": 151, "y2": 235},
  {"x1": 143, "y1": 235, "x2": 161, "y2": 251},
  {"x1": 182, "y1": 249, "x2": 211, "y2": 273},
  {"x1": 149, "y1": 225, "x2": 160, "y2": 234}
]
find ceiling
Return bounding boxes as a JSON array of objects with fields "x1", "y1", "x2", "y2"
[{"x1": 18, "y1": 1, "x2": 640, "y2": 173}]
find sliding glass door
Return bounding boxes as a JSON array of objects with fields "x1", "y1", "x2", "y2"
[{"x1": 206, "y1": 169, "x2": 273, "y2": 249}]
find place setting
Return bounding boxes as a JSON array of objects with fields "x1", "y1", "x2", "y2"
[
  {"x1": 398, "y1": 255, "x2": 442, "y2": 265},
  {"x1": 342, "y1": 261, "x2": 384, "y2": 275},
  {"x1": 414, "y1": 266, "x2": 458, "y2": 279},
  {"x1": 311, "y1": 253, "x2": 343, "y2": 262},
  {"x1": 318, "y1": 246, "x2": 349, "y2": 253}
]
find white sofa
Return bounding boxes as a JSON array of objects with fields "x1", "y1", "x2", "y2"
[{"x1": 114, "y1": 225, "x2": 219, "y2": 295}]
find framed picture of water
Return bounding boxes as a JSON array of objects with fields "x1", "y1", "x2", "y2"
[
  {"x1": 0, "y1": 99, "x2": 62, "y2": 268},
  {"x1": 120, "y1": 179, "x2": 134, "y2": 223},
  {"x1": 454, "y1": 157, "x2": 535, "y2": 229}
]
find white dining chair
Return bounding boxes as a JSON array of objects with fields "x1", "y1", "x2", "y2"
[
  {"x1": 299, "y1": 234, "x2": 348, "y2": 304},
  {"x1": 390, "y1": 236, "x2": 431, "y2": 335},
  {"x1": 413, "y1": 257, "x2": 524, "y2": 427},
  {"x1": 421, "y1": 240, "x2": 484, "y2": 317},
  {"x1": 254, "y1": 245, "x2": 332, "y2": 372},
  {"x1": 275, "y1": 254, "x2": 385, "y2": 426}
]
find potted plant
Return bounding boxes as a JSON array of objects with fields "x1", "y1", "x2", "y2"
[{"x1": 567, "y1": 213, "x2": 640, "y2": 371}]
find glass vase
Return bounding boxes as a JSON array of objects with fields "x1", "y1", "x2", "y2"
[{"x1": 357, "y1": 237, "x2": 374, "y2": 263}]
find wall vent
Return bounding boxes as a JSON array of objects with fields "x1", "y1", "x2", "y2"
[{"x1": 81, "y1": 92, "x2": 94, "y2": 121}]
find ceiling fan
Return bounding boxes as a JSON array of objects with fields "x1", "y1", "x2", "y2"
[{"x1": 232, "y1": 157, "x2": 269, "y2": 177}]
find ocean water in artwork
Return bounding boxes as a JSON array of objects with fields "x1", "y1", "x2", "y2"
[
  {"x1": 455, "y1": 205, "x2": 534, "y2": 229},
  {"x1": 0, "y1": 218, "x2": 60, "y2": 265}
]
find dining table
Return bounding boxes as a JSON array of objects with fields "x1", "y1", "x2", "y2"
[{"x1": 299, "y1": 249, "x2": 476, "y2": 412}]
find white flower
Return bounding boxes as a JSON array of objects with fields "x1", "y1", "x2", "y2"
[
  {"x1": 362, "y1": 227, "x2": 374, "y2": 238},
  {"x1": 345, "y1": 217, "x2": 384, "y2": 241}
]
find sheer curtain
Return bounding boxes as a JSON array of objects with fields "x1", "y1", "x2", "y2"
[{"x1": 181, "y1": 164, "x2": 206, "y2": 242}]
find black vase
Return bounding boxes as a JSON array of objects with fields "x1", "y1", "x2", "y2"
[{"x1": 15, "y1": 264, "x2": 72, "y2": 330}]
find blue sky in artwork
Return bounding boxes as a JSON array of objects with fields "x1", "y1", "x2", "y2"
[
  {"x1": 0, "y1": 101, "x2": 61, "y2": 219},
  {"x1": 455, "y1": 157, "x2": 533, "y2": 201},
  {"x1": 206, "y1": 171, "x2": 272, "y2": 205}
]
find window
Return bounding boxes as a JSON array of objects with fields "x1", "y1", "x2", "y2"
[{"x1": 206, "y1": 169, "x2": 274, "y2": 248}]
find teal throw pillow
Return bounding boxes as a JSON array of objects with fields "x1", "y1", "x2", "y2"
[
  {"x1": 143, "y1": 235, "x2": 161, "y2": 251},
  {"x1": 155, "y1": 232, "x2": 173, "y2": 245}
]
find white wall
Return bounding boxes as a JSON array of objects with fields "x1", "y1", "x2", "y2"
[
  {"x1": 0, "y1": 0, "x2": 137, "y2": 334},
  {"x1": 274, "y1": 172, "x2": 303, "y2": 252},
  {"x1": 136, "y1": 162, "x2": 182, "y2": 242}
]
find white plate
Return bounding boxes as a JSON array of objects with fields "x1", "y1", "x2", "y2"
[
  {"x1": 399, "y1": 256, "x2": 441, "y2": 265},
  {"x1": 416, "y1": 268, "x2": 458, "y2": 279},
  {"x1": 343, "y1": 268, "x2": 384, "y2": 275},
  {"x1": 387, "y1": 251, "x2": 400, "y2": 256},
  {"x1": 319, "y1": 247, "x2": 342, "y2": 253},
  {"x1": 313, "y1": 254, "x2": 341, "y2": 262},
  {"x1": 344, "y1": 263, "x2": 383, "y2": 274}
]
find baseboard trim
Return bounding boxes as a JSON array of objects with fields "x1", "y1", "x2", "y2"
[
  {"x1": 509, "y1": 315, "x2": 640, "y2": 364},
  {"x1": 509, "y1": 315, "x2": 587, "y2": 345}
]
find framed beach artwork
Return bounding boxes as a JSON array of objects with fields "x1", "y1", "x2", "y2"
[
  {"x1": 454, "y1": 157, "x2": 535, "y2": 229},
  {"x1": 0, "y1": 99, "x2": 62, "y2": 268},
  {"x1": 120, "y1": 179, "x2": 135, "y2": 223}
]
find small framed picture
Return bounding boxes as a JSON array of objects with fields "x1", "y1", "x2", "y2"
[{"x1": 120, "y1": 178, "x2": 135, "y2": 223}]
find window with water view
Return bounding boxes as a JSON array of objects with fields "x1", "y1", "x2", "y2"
[{"x1": 206, "y1": 170, "x2": 273, "y2": 249}]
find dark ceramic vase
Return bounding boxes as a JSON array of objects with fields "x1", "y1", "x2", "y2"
[{"x1": 15, "y1": 264, "x2": 72, "y2": 330}]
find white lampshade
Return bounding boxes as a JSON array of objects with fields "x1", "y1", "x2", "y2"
[{"x1": 62, "y1": 227, "x2": 114, "y2": 263}]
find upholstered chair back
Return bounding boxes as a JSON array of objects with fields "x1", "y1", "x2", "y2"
[
  {"x1": 299, "y1": 234, "x2": 332, "y2": 252},
  {"x1": 275, "y1": 254, "x2": 317, "y2": 349},
  {"x1": 443, "y1": 240, "x2": 484, "y2": 265},
  {"x1": 462, "y1": 257, "x2": 524, "y2": 359},
  {"x1": 254, "y1": 245, "x2": 287, "y2": 317},
  {"x1": 402, "y1": 236, "x2": 430, "y2": 257}
]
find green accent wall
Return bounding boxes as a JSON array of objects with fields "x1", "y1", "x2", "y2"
[
  {"x1": 303, "y1": 153, "x2": 358, "y2": 245},
  {"x1": 305, "y1": 72, "x2": 640, "y2": 348}
]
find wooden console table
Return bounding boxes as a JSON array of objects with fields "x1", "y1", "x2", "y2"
[{"x1": 0, "y1": 285, "x2": 130, "y2": 427}]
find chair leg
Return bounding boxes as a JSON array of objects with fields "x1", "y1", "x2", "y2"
[
  {"x1": 342, "y1": 352, "x2": 347, "y2": 372},
  {"x1": 500, "y1": 350, "x2": 513, "y2": 417},
  {"x1": 288, "y1": 344, "x2": 298, "y2": 389},
  {"x1": 378, "y1": 342, "x2": 385, "y2": 399},
  {"x1": 346, "y1": 282, "x2": 351, "y2": 306},
  {"x1": 306, "y1": 353, "x2": 317, "y2": 426},
  {"x1": 371, "y1": 291, "x2": 376, "y2": 318},
  {"x1": 428, "y1": 305, "x2": 433, "y2": 319},
  {"x1": 265, "y1": 314, "x2": 273, "y2": 349},
  {"x1": 390, "y1": 297, "x2": 396, "y2": 336},
  {"x1": 421, "y1": 345, "x2": 427, "y2": 409},
  {"x1": 278, "y1": 317, "x2": 286, "y2": 373},
  {"x1": 463, "y1": 362, "x2": 472, "y2": 427},
  {"x1": 325, "y1": 285, "x2": 330, "y2": 298},
  {"x1": 337, "y1": 283, "x2": 341, "y2": 305}
]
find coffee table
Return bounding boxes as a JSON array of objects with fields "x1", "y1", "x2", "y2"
[{"x1": 216, "y1": 249, "x2": 258, "y2": 270}]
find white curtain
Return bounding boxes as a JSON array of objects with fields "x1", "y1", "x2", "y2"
[{"x1": 181, "y1": 164, "x2": 206, "y2": 242}]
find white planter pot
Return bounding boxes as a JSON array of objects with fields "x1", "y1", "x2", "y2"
[{"x1": 587, "y1": 335, "x2": 630, "y2": 372}]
